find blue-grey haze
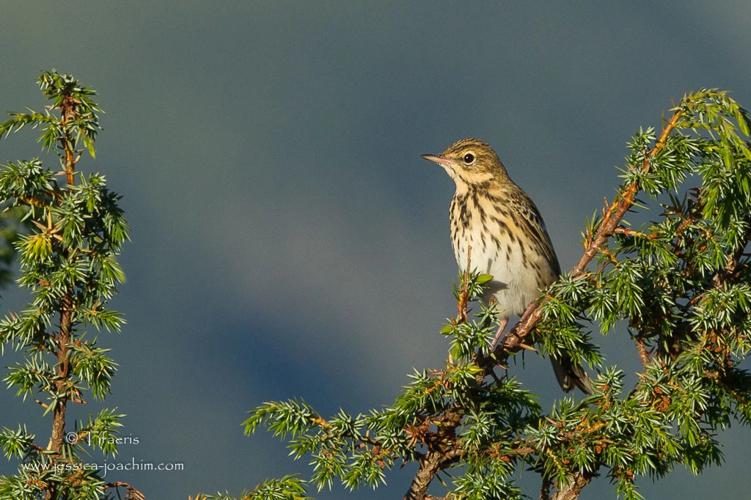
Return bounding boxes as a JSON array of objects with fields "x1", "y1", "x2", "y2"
[{"x1": 1, "y1": 1, "x2": 750, "y2": 498}]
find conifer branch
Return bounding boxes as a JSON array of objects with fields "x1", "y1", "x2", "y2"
[
  {"x1": 498, "y1": 110, "x2": 683, "y2": 360},
  {"x1": 229, "y1": 89, "x2": 751, "y2": 500},
  {"x1": 1, "y1": 71, "x2": 134, "y2": 499}
]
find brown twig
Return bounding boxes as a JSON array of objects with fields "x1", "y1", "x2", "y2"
[
  {"x1": 45, "y1": 92, "x2": 82, "y2": 500},
  {"x1": 60, "y1": 95, "x2": 78, "y2": 186},
  {"x1": 106, "y1": 481, "x2": 145, "y2": 500},
  {"x1": 551, "y1": 472, "x2": 593, "y2": 500},
  {"x1": 635, "y1": 336, "x2": 651, "y2": 366},
  {"x1": 613, "y1": 226, "x2": 659, "y2": 240},
  {"x1": 48, "y1": 94, "x2": 80, "y2": 452},
  {"x1": 456, "y1": 254, "x2": 472, "y2": 324},
  {"x1": 49, "y1": 293, "x2": 73, "y2": 454},
  {"x1": 405, "y1": 452, "x2": 444, "y2": 500}
]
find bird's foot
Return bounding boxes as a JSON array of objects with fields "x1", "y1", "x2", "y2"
[{"x1": 489, "y1": 317, "x2": 509, "y2": 350}]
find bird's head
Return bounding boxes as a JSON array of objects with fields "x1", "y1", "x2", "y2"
[{"x1": 422, "y1": 138, "x2": 509, "y2": 188}]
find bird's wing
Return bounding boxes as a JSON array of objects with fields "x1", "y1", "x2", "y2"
[{"x1": 508, "y1": 190, "x2": 561, "y2": 276}]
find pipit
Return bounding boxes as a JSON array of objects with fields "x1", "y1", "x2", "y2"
[{"x1": 423, "y1": 138, "x2": 590, "y2": 393}]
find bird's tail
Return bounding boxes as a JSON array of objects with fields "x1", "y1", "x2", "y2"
[{"x1": 551, "y1": 355, "x2": 592, "y2": 394}]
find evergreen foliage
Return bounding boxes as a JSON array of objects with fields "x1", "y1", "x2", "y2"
[
  {"x1": 218, "y1": 90, "x2": 751, "y2": 499},
  {"x1": 0, "y1": 72, "x2": 139, "y2": 499}
]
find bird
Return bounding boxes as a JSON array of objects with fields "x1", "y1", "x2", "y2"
[{"x1": 422, "y1": 138, "x2": 591, "y2": 393}]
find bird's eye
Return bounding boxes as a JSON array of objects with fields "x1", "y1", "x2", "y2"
[{"x1": 463, "y1": 152, "x2": 475, "y2": 164}]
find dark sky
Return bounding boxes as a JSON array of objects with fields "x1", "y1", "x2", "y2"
[{"x1": 1, "y1": 1, "x2": 750, "y2": 498}]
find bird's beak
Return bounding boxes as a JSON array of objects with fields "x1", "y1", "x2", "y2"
[{"x1": 421, "y1": 153, "x2": 452, "y2": 169}]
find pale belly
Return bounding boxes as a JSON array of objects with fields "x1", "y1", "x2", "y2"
[{"x1": 453, "y1": 225, "x2": 551, "y2": 318}]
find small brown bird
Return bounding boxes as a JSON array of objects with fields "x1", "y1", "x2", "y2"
[{"x1": 423, "y1": 138, "x2": 590, "y2": 393}]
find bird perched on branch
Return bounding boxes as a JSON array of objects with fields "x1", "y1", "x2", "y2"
[{"x1": 422, "y1": 138, "x2": 591, "y2": 393}]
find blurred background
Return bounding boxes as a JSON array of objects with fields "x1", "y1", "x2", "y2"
[{"x1": 1, "y1": 1, "x2": 750, "y2": 498}]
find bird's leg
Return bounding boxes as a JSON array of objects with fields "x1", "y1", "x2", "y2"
[{"x1": 490, "y1": 317, "x2": 509, "y2": 349}]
